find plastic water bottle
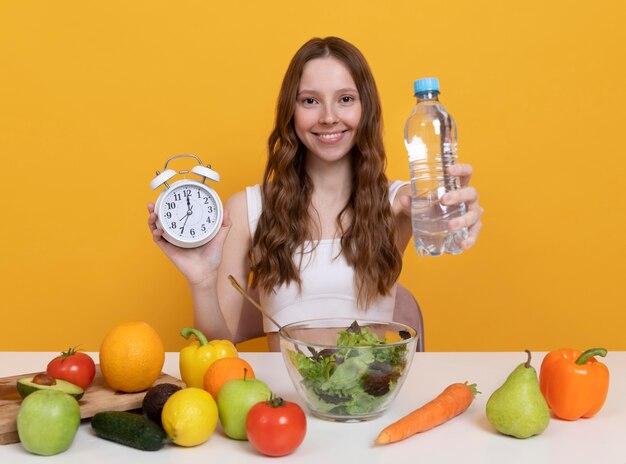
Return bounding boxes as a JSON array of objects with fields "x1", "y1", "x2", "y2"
[{"x1": 405, "y1": 77, "x2": 468, "y2": 256}]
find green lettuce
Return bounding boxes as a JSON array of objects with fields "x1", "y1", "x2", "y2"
[{"x1": 287, "y1": 321, "x2": 408, "y2": 416}]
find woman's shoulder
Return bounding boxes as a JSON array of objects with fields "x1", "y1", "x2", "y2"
[
  {"x1": 226, "y1": 185, "x2": 262, "y2": 237},
  {"x1": 226, "y1": 185, "x2": 260, "y2": 208}
]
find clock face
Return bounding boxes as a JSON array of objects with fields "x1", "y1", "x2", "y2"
[{"x1": 157, "y1": 180, "x2": 222, "y2": 247}]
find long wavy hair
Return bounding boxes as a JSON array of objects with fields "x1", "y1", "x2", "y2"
[{"x1": 249, "y1": 37, "x2": 402, "y2": 308}]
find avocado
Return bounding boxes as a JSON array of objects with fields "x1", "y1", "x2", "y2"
[
  {"x1": 142, "y1": 383, "x2": 181, "y2": 425},
  {"x1": 17, "y1": 375, "x2": 85, "y2": 400}
]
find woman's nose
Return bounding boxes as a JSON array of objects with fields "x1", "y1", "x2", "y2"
[{"x1": 319, "y1": 104, "x2": 338, "y2": 124}]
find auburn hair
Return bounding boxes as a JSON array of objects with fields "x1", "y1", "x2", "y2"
[{"x1": 249, "y1": 36, "x2": 402, "y2": 308}]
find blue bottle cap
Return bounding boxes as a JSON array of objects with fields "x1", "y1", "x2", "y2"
[{"x1": 413, "y1": 77, "x2": 440, "y2": 95}]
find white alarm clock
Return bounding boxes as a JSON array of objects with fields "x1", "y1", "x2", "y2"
[{"x1": 150, "y1": 154, "x2": 223, "y2": 248}]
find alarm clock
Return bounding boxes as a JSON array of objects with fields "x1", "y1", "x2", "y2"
[{"x1": 150, "y1": 154, "x2": 224, "y2": 248}]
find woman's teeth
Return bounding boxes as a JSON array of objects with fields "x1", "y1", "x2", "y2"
[{"x1": 319, "y1": 132, "x2": 341, "y2": 139}]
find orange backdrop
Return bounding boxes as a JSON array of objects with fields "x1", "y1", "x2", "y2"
[{"x1": 1, "y1": 0, "x2": 625, "y2": 352}]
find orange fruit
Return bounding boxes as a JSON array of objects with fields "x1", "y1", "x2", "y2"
[
  {"x1": 99, "y1": 321, "x2": 165, "y2": 392},
  {"x1": 203, "y1": 357, "x2": 255, "y2": 398}
]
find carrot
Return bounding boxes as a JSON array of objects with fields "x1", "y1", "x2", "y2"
[{"x1": 375, "y1": 382, "x2": 479, "y2": 445}]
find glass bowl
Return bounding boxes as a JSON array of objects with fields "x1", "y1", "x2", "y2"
[{"x1": 279, "y1": 318, "x2": 418, "y2": 422}]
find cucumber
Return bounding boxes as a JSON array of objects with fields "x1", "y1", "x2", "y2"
[
  {"x1": 91, "y1": 411, "x2": 168, "y2": 451},
  {"x1": 17, "y1": 376, "x2": 84, "y2": 400}
]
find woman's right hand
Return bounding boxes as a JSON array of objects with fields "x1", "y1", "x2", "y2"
[{"x1": 147, "y1": 202, "x2": 232, "y2": 285}]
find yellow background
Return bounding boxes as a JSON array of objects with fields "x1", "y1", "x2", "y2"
[{"x1": 1, "y1": 1, "x2": 624, "y2": 352}]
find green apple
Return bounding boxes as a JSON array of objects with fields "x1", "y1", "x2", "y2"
[
  {"x1": 217, "y1": 375, "x2": 271, "y2": 440},
  {"x1": 17, "y1": 389, "x2": 81, "y2": 455}
]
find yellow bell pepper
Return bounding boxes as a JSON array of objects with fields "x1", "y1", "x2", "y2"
[{"x1": 179, "y1": 327, "x2": 238, "y2": 388}]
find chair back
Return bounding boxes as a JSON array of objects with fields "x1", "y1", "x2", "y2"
[
  {"x1": 394, "y1": 284, "x2": 425, "y2": 352},
  {"x1": 235, "y1": 283, "x2": 425, "y2": 352}
]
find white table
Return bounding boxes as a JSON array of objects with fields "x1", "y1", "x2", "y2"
[{"x1": 1, "y1": 351, "x2": 624, "y2": 463}]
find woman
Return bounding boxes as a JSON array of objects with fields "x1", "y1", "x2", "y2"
[{"x1": 148, "y1": 37, "x2": 483, "y2": 350}]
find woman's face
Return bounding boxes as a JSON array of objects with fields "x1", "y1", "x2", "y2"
[{"x1": 294, "y1": 56, "x2": 362, "y2": 165}]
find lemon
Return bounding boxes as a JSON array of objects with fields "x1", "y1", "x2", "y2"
[{"x1": 161, "y1": 387, "x2": 218, "y2": 447}]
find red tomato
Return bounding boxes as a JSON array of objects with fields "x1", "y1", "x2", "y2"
[
  {"x1": 47, "y1": 347, "x2": 96, "y2": 389},
  {"x1": 246, "y1": 397, "x2": 307, "y2": 456}
]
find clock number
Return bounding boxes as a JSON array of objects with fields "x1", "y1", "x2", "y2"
[
  {"x1": 190, "y1": 228, "x2": 195, "y2": 236},
  {"x1": 208, "y1": 206, "x2": 214, "y2": 213},
  {"x1": 201, "y1": 224, "x2": 207, "y2": 232},
  {"x1": 166, "y1": 202, "x2": 175, "y2": 210},
  {"x1": 175, "y1": 190, "x2": 193, "y2": 201},
  {"x1": 206, "y1": 217, "x2": 212, "y2": 224},
  {"x1": 170, "y1": 222, "x2": 177, "y2": 229},
  {"x1": 165, "y1": 212, "x2": 172, "y2": 219},
  {"x1": 204, "y1": 197, "x2": 209, "y2": 204}
]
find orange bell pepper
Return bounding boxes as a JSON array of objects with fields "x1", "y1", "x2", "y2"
[{"x1": 539, "y1": 348, "x2": 609, "y2": 421}]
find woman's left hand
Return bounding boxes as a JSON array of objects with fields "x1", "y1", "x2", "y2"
[{"x1": 442, "y1": 163, "x2": 483, "y2": 249}]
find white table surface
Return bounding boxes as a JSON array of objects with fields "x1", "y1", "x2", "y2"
[{"x1": 1, "y1": 351, "x2": 624, "y2": 463}]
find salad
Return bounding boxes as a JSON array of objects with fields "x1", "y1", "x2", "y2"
[{"x1": 287, "y1": 321, "x2": 411, "y2": 416}]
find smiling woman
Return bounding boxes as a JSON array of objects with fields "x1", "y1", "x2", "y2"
[{"x1": 147, "y1": 36, "x2": 482, "y2": 349}]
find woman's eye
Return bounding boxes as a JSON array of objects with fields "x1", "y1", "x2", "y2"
[
  {"x1": 340, "y1": 96, "x2": 354, "y2": 103},
  {"x1": 303, "y1": 98, "x2": 316, "y2": 105}
]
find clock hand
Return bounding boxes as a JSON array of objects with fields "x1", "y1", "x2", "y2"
[
  {"x1": 178, "y1": 205, "x2": 194, "y2": 221},
  {"x1": 179, "y1": 211, "x2": 191, "y2": 234},
  {"x1": 179, "y1": 205, "x2": 196, "y2": 234}
]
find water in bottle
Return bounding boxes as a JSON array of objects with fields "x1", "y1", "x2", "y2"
[{"x1": 405, "y1": 77, "x2": 468, "y2": 256}]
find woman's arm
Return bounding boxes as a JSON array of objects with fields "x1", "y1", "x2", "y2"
[
  {"x1": 390, "y1": 182, "x2": 414, "y2": 253},
  {"x1": 148, "y1": 190, "x2": 260, "y2": 343},
  {"x1": 213, "y1": 190, "x2": 262, "y2": 342}
]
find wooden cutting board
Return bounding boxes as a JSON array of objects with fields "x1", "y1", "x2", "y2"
[{"x1": 0, "y1": 366, "x2": 185, "y2": 445}]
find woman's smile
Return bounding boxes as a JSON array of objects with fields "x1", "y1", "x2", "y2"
[{"x1": 314, "y1": 130, "x2": 349, "y2": 144}]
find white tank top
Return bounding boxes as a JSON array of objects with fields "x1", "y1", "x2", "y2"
[{"x1": 246, "y1": 181, "x2": 408, "y2": 332}]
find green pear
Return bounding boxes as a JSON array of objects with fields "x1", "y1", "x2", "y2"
[{"x1": 486, "y1": 350, "x2": 550, "y2": 439}]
